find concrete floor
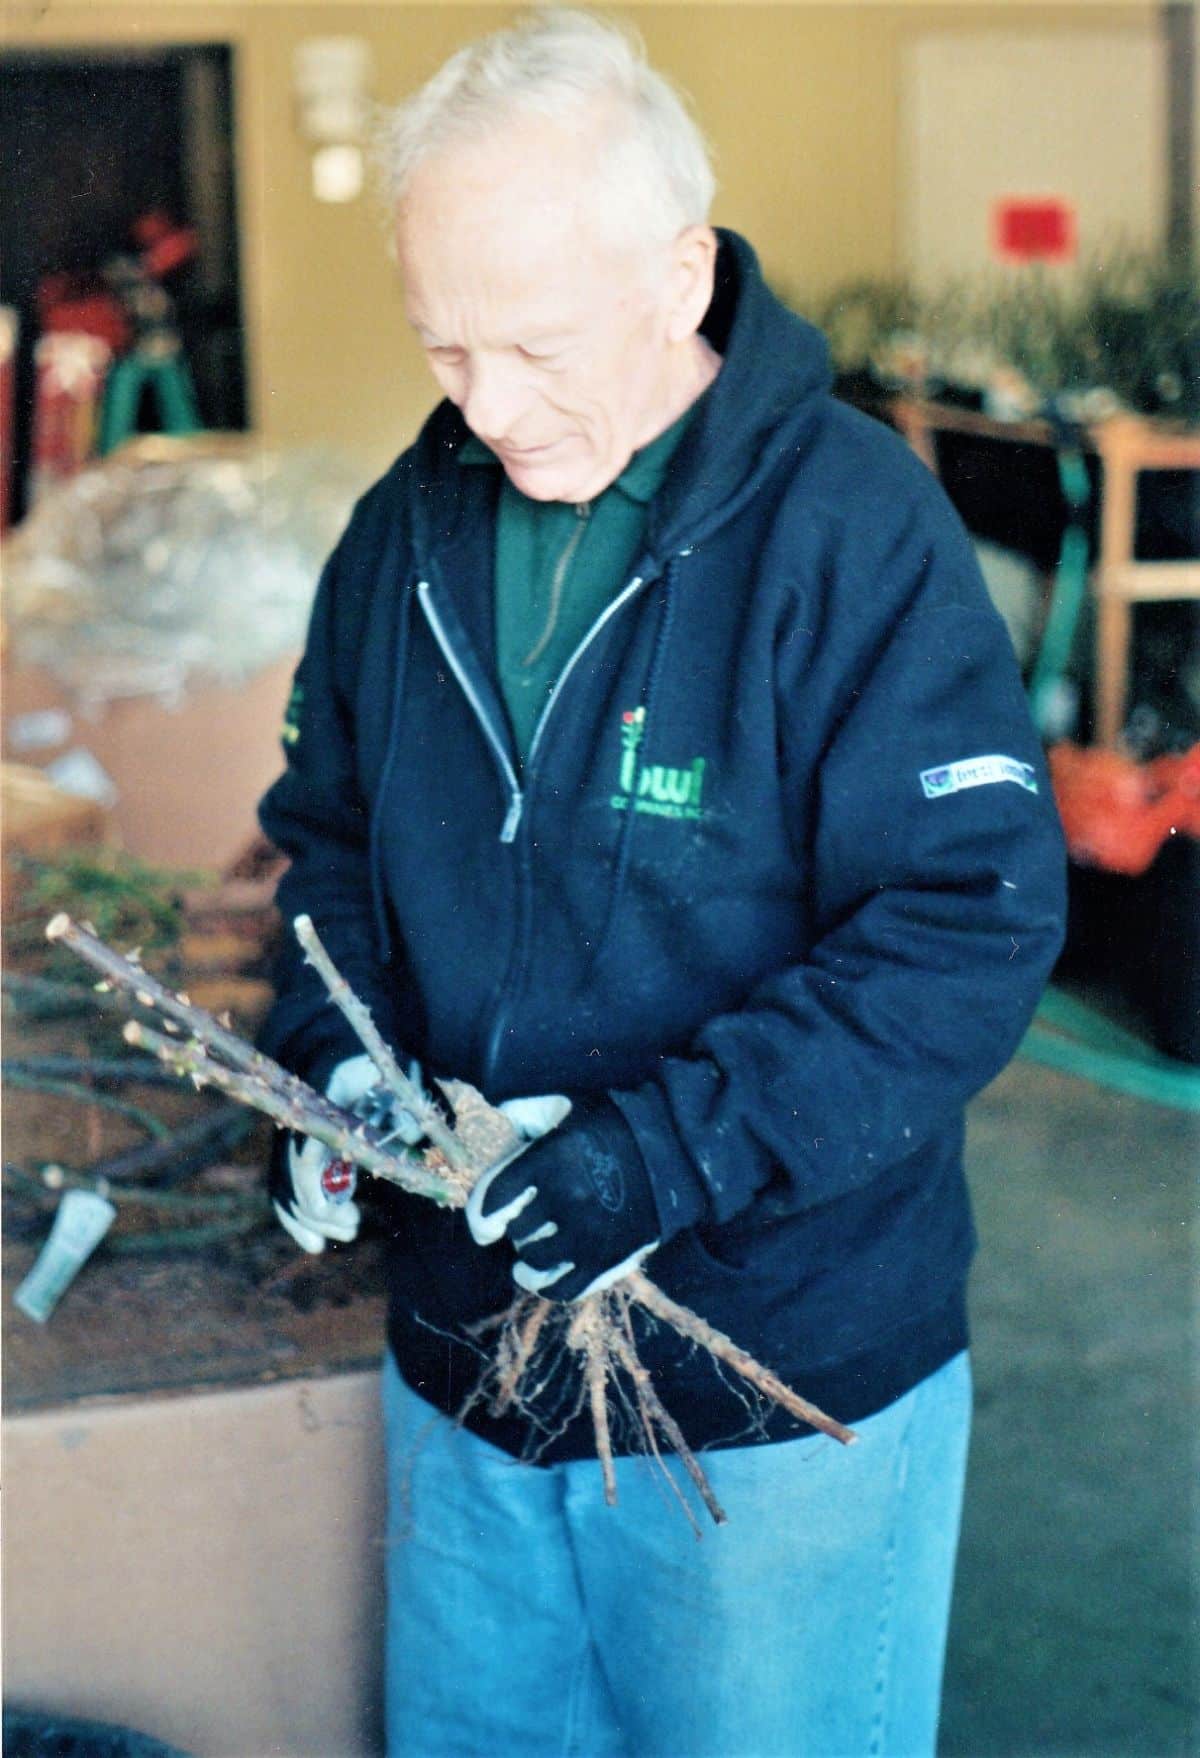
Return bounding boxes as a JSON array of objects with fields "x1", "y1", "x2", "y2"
[{"x1": 940, "y1": 1056, "x2": 1198, "y2": 1758}]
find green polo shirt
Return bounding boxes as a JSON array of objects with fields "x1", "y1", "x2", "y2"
[{"x1": 460, "y1": 407, "x2": 694, "y2": 762}]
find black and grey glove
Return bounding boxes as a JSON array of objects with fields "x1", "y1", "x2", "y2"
[{"x1": 466, "y1": 1093, "x2": 661, "y2": 1302}]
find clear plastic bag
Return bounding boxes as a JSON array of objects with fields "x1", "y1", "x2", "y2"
[{"x1": 5, "y1": 435, "x2": 365, "y2": 710}]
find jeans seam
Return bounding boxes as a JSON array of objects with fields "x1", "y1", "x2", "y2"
[
  {"x1": 562, "y1": 1630, "x2": 597, "y2": 1758},
  {"x1": 869, "y1": 1394, "x2": 917, "y2": 1756}
]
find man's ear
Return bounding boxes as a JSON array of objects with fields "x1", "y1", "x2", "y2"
[{"x1": 665, "y1": 225, "x2": 718, "y2": 345}]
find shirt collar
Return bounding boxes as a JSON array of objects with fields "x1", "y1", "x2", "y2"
[{"x1": 456, "y1": 403, "x2": 696, "y2": 507}]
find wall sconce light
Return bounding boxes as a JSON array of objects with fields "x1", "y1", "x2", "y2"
[{"x1": 293, "y1": 37, "x2": 373, "y2": 204}]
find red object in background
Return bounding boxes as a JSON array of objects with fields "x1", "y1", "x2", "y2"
[
  {"x1": 1050, "y1": 742, "x2": 1200, "y2": 876},
  {"x1": 29, "y1": 332, "x2": 112, "y2": 504},
  {"x1": 132, "y1": 209, "x2": 199, "y2": 280},
  {"x1": 992, "y1": 197, "x2": 1077, "y2": 264},
  {"x1": 37, "y1": 273, "x2": 131, "y2": 356}
]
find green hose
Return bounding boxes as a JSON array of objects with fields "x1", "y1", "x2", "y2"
[
  {"x1": 1019, "y1": 989, "x2": 1200, "y2": 1111},
  {"x1": 1027, "y1": 446, "x2": 1092, "y2": 738}
]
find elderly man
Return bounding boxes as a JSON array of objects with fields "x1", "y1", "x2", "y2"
[{"x1": 259, "y1": 10, "x2": 1066, "y2": 1755}]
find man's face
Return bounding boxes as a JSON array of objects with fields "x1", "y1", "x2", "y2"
[{"x1": 396, "y1": 114, "x2": 699, "y2": 504}]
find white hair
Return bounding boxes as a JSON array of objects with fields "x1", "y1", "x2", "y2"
[{"x1": 376, "y1": 7, "x2": 716, "y2": 250}]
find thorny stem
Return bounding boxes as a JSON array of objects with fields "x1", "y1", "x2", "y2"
[
  {"x1": 44, "y1": 914, "x2": 349, "y2": 1141},
  {"x1": 48, "y1": 914, "x2": 266, "y2": 1076},
  {"x1": 293, "y1": 914, "x2": 471, "y2": 1181},
  {"x1": 122, "y1": 1021, "x2": 455, "y2": 1204}
]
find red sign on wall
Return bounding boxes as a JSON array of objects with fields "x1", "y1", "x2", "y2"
[{"x1": 992, "y1": 197, "x2": 1077, "y2": 264}]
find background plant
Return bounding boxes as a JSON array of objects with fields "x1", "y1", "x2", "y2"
[{"x1": 791, "y1": 242, "x2": 1199, "y2": 423}]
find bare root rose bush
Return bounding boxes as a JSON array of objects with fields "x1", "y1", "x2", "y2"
[{"x1": 48, "y1": 910, "x2": 856, "y2": 1529}]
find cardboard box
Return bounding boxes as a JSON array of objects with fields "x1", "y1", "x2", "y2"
[
  {"x1": 2, "y1": 760, "x2": 109, "y2": 910},
  {"x1": 3, "y1": 655, "x2": 297, "y2": 873}
]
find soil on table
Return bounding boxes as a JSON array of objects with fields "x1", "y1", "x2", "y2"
[{"x1": 3, "y1": 870, "x2": 392, "y2": 1414}]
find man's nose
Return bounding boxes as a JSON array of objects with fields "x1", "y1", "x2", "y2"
[{"x1": 460, "y1": 356, "x2": 533, "y2": 442}]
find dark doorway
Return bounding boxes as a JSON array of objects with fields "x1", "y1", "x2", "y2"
[{"x1": 0, "y1": 44, "x2": 247, "y2": 521}]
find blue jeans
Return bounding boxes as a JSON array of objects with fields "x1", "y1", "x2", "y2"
[{"x1": 382, "y1": 1348, "x2": 971, "y2": 1758}]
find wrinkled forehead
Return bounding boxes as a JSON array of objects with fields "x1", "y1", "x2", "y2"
[{"x1": 395, "y1": 112, "x2": 653, "y2": 330}]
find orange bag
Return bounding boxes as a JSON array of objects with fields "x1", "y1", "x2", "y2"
[{"x1": 1049, "y1": 741, "x2": 1200, "y2": 877}]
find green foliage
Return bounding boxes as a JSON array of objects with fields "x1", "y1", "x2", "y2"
[
  {"x1": 790, "y1": 244, "x2": 1200, "y2": 422},
  {"x1": 981, "y1": 270, "x2": 1095, "y2": 398},
  {"x1": 811, "y1": 278, "x2": 923, "y2": 375},
  {"x1": 1081, "y1": 248, "x2": 1200, "y2": 423},
  {"x1": 19, "y1": 850, "x2": 209, "y2": 958}
]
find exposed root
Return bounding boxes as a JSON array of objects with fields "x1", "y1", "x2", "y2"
[
  {"x1": 52, "y1": 908, "x2": 861, "y2": 1531},
  {"x1": 626, "y1": 1271, "x2": 858, "y2": 1448},
  {"x1": 611, "y1": 1289, "x2": 705, "y2": 1538},
  {"x1": 605, "y1": 1306, "x2": 728, "y2": 1528},
  {"x1": 490, "y1": 1296, "x2": 553, "y2": 1418},
  {"x1": 569, "y1": 1300, "x2": 617, "y2": 1506}
]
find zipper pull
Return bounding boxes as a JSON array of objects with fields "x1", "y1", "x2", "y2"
[{"x1": 500, "y1": 792, "x2": 524, "y2": 843}]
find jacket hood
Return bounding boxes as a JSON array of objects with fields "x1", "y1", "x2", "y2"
[
  {"x1": 648, "y1": 228, "x2": 832, "y2": 555},
  {"x1": 403, "y1": 229, "x2": 832, "y2": 570}
]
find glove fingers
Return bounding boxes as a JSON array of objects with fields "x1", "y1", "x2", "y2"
[
  {"x1": 289, "y1": 1135, "x2": 330, "y2": 1180},
  {"x1": 513, "y1": 1257, "x2": 574, "y2": 1295},
  {"x1": 511, "y1": 1238, "x2": 659, "y2": 1303},
  {"x1": 564, "y1": 1240, "x2": 659, "y2": 1302},
  {"x1": 297, "y1": 1198, "x2": 362, "y2": 1242},
  {"x1": 511, "y1": 1219, "x2": 557, "y2": 1250},
  {"x1": 498, "y1": 1094, "x2": 572, "y2": 1141},
  {"x1": 326, "y1": 1053, "x2": 383, "y2": 1106},
  {"x1": 465, "y1": 1157, "x2": 538, "y2": 1246},
  {"x1": 279, "y1": 1116, "x2": 362, "y2": 1251},
  {"x1": 274, "y1": 1200, "x2": 327, "y2": 1255}
]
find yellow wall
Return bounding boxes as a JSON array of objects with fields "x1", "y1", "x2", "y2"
[{"x1": 2, "y1": 2, "x2": 1164, "y2": 477}]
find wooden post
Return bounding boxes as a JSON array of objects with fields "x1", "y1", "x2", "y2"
[{"x1": 1092, "y1": 417, "x2": 1200, "y2": 748}]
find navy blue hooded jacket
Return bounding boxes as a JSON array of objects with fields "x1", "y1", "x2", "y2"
[{"x1": 259, "y1": 231, "x2": 1067, "y2": 1459}]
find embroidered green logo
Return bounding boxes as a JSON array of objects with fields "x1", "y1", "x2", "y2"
[
  {"x1": 281, "y1": 682, "x2": 304, "y2": 747},
  {"x1": 611, "y1": 707, "x2": 707, "y2": 821}
]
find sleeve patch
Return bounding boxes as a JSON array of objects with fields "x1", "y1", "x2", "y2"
[{"x1": 920, "y1": 755, "x2": 1038, "y2": 800}]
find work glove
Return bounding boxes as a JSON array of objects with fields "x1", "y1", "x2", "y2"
[
  {"x1": 271, "y1": 1053, "x2": 450, "y2": 1254},
  {"x1": 466, "y1": 1093, "x2": 661, "y2": 1302}
]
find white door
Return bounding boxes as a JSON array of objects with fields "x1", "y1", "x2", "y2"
[{"x1": 902, "y1": 26, "x2": 1167, "y2": 289}]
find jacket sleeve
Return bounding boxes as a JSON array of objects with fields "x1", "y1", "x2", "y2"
[
  {"x1": 257, "y1": 504, "x2": 402, "y2": 1086},
  {"x1": 612, "y1": 476, "x2": 1068, "y2": 1237}
]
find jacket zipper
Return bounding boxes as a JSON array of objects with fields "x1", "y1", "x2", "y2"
[
  {"x1": 527, "y1": 572, "x2": 647, "y2": 769},
  {"x1": 481, "y1": 571, "x2": 651, "y2": 1087},
  {"x1": 419, "y1": 567, "x2": 655, "y2": 1091},
  {"x1": 417, "y1": 571, "x2": 650, "y2": 843},
  {"x1": 417, "y1": 582, "x2": 523, "y2": 841}
]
